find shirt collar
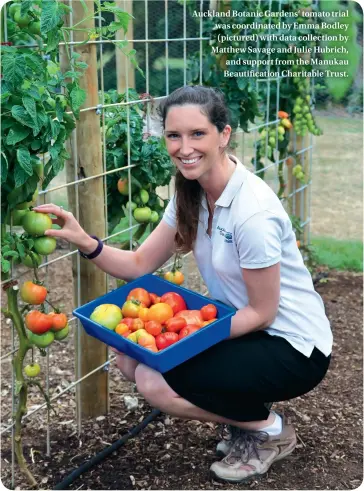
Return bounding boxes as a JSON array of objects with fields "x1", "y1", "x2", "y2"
[{"x1": 201, "y1": 155, "x2": 247, "y2": 210}]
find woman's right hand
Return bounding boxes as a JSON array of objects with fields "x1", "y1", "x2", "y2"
[{"x1": 32, "y1": 204, "x2": 93, "y2": 250}]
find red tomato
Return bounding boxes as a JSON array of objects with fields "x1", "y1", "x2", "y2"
[
  {"x1": 49, "y1": 312, "x2": 68, "y2": 331},
  {"x1": 149, "y1": 293, "x2": 161, "y2": 304},
  {"x1": 165, "y1": 317, "x2": 187, "y2": 333},
  {"x1": 160, "y1": 292, "x2": 187, "y2": 315},
  {"x1": 145, "y1": 320, "x2": 163, "y2": 336},
  {"x1": 127, "y1": 288, "x2": 151, "y2": 307},
  {"x1": 155, "y1": 332, "x2": 179, "y2": 350},
  {"x1": 25, "y1": 310, "x2": 53, "y2": 334},
  {"x1": 121, "y1": 317, "x2": 134, "y2": 329},
  {"x1": 175, "y1": 310, "x2": 203, "y2": 327},
  {"x1": 178, "y1": 325, "x2": 200, "y2": 340},
  {"x1": 130, "y1": 318, "x2": 145, "y2": 332},
  {"x1": 200, "y1": 304, "x2": 217, "y2": 321}
]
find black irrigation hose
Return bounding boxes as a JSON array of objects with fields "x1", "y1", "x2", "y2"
[{"x1": 53, "y1": 408, "x2": 162, "y2": 490}]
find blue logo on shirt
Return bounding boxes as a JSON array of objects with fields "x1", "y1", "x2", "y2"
[{"x1": 217, "y1": 226, "x2": 233, "y2": 243}]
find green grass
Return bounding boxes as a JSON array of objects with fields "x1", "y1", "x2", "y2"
[{"x1": 311, "y1": 236, "x2": 363, "y2": 272}]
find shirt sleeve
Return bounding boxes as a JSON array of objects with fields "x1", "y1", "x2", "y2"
[
  {"x1": 161, "y1": 194, "x2": 177, "y2": 229},
  {"x1": 235, "y1": 210, "x2": 283, "y2": 269}
]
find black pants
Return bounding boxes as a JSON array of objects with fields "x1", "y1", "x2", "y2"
[{"x1": 163, "y1": 331, "x2": 331, "y2": 422}]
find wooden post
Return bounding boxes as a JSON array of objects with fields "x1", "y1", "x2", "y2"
[
  {"x1": 67, "y1": 0, "x2": 109, "y2": 419},
  {"x1": 115, "y1": 0, "x2": 135, "y2": 92}
]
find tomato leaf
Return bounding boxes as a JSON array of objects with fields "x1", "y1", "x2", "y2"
[
  {"x1": 40, "y1": 0, "x2": 63, "y2": 34},
  {"x1": 11, "y1": 106, "x2": 36, "y2": 129},
  {"x1": 6, "y1": 126, "x2": 30, "y2": 146},
  {"x1": 17, "y1": 147, "x2": 33, "y2": 177},
  {"x1": 2, "y1": 54, "x2": 25, "y2": 89}
]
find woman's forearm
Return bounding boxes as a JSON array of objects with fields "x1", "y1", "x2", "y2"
[
  {"x1": 229, "y1": 305, "x2": 272, "y2": 338},
  {"x1": 79, "y1": 237, "x2": 142, "y2": 281}
]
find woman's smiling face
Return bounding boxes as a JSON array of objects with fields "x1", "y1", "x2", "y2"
[{"x1": 164, "y1": 104, "x2": 230, "y2": 181}]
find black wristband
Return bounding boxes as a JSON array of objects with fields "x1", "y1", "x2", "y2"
[{"x1": 78, "y1": 235, "x2": 104, "y2": 260}]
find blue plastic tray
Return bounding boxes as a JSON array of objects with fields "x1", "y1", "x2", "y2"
[{"x1": 73, "y1": 274, "x2": 235, "y2": 373}]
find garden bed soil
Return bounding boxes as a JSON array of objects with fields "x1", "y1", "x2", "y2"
[{"x1": 1, "y1": 248, "x2": 362, "y2": 490}]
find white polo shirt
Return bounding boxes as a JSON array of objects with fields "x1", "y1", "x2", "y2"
[{"x1": 162, "y1": 155, "x2": 333, "y2": 358}]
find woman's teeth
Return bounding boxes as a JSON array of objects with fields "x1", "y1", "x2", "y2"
[{"x1": 181, "y1": 157, "x2": 201, "y2": 165}]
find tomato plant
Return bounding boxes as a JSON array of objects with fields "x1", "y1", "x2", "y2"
[
  {"x1": 103, "y1": 89, "x2": 174, "y2": 234},
  {"x1": 1, "y1": 2, "x2": 137, "y2": 486}
]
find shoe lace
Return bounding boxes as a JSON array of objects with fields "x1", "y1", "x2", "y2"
[
  {"x1": 224, "y1": 430, "x2": 269, "y2": 465},
  {"x1": 220, "y1": 424, "x2": 241, "y2": 442}
]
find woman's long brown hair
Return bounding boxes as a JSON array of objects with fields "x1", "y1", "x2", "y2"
[{"x1": 157, "y1": 85, "x2": 231, "y2": 252}]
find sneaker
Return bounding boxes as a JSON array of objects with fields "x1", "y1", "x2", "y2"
[
  {"x1": 210, "y1": 417, "x2": 296, "y2": 483},
  {"x1": 215, "y1": 403, "x2": 273, "y2": 457},
  {"x1": 216, "y1": 425, "x2": 242, "y2": 457}
]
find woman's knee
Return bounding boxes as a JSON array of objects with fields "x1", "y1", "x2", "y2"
[{"x1": 135, "y1": 364, "x2": 178, "y2": 405}]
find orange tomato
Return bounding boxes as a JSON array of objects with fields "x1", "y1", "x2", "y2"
[
  {"x1": 121, "y1": 300, "x2": 141, "y2": 318},
  {"x1": 115, "y1": 323, "x2": 130, "y2": 336},
  {"x1": 145, "y1": 320, "x2": 163, "y2": 336},
  {"x1": 278, "y1": 110, "x2": 289, "y2": 119},
  {"x1": 147, "y1": 302, "x2": 174, "y2": 324},
  {"x1": 138, "y1": 307, "x2": 150, "y2": 322},
  {"x1": 164, "y1": 270, "x2": 184, "y2": 285},
  {"x1": 131, "y1": 318, "x2": 144, "y2": 332},
  {"x1": 200, "y1": 304, "x2": 217, "y2": 321},
  {"x1": 149, "y1": 293, "x2": 161, "y2": 304},
  {"x1": 127, "y1": 287, "x2": 151, "y2": 307},
  {"x1": 202, "y1": 318, "x2": 217, "y2": 327}
]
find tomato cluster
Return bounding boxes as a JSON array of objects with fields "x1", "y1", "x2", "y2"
[
  {"x1": 90, "y1": 287, "x2": 218, "y2": 353},
  {"x1": 20, "y1": 281, "x2": 69, "y2": 347}
]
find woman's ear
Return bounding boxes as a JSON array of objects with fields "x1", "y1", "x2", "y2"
[{"x1": 220, "y1": 125, "x2": 232, "y2": 148}]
